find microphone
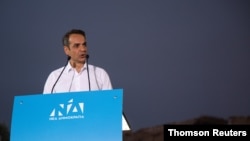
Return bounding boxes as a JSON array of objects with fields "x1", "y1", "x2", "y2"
[
  {"x1": 86, "y1": 54, "x2": 91, "y2": 91},
  {"x1": 50, "y1": 56, "x2": 70, "y2": 93}
]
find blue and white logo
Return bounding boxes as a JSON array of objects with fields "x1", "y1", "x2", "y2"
[{"x1": 49, "y1": 98, "x2": 84, "y2": 120}]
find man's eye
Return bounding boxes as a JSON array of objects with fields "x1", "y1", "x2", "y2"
[{"x1": 74, "y1": 44, "x2": 80, "y2": 47}]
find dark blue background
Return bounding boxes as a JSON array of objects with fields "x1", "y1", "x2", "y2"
[{"x1": 1, "y1": 0, "x2": 250, "y2": 131}]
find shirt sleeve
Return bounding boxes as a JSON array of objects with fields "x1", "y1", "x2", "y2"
[{"x1": 95, "y1": 67, "x2": 113, "y2": 90}]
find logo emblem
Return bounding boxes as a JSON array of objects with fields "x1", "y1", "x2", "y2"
[{"x1": 49, "y1": 98, "x2": 84, "y2": 120}]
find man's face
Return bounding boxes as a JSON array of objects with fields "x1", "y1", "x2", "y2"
[{"x1": 64, "y1": 34, "x2": 88, "y2": 64}]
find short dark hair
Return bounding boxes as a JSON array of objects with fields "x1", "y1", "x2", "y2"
[{"x1": 62, "y1": 29, "x2": 86, "y2": 46}]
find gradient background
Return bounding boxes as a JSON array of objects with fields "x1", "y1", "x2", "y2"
[{"x1": 1, "y1": 0, "x2": 250, "y2": 131}]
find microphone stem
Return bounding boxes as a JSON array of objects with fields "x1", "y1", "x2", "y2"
[
  {"x1": 51, "y1": 57, "x2": 69, "y2": 93},
  {"x1": 86, "y1": 56, "x2": 91, "y2": 91}
]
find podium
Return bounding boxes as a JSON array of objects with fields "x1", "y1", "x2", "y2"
[{"x1": 10, "y1": 89, "x2": 123, "y2": 141}]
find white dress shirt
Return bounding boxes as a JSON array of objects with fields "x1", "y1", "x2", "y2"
[{"x1": 43, "y1": 62, "x2": 112, "y2": 94}]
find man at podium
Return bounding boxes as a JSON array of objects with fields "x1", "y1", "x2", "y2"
[
  {"x1": 42, "y1": 29, "x2": 130, "y2": 131},
  {"x1": 43, "y1": 29, "x2": 112, "y2": 94}
]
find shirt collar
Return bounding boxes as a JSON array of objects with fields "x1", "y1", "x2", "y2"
[{"x1": 65, "y1": 61, "x2": 87, "y2": 73}]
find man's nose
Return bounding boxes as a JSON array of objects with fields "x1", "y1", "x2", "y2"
[{"x1": 80, "y1": 45, "x2": 87, "y2": 50}]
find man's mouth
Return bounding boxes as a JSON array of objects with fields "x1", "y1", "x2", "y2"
[{"x1": 80, "y1": 54, "x2": 86, "y2": 58}]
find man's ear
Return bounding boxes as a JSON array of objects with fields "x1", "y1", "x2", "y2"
[{"x1": 64, "y1": 46, "x2": 69, "y2": 56}]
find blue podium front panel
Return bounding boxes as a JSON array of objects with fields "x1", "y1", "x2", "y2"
[{"x1": 10, "y1": 89, "x2": 123, "y2": 141}]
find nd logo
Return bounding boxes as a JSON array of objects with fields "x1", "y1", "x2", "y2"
[{"x1": 50, "y1": 99, "x2": 84, "y2": 117}]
